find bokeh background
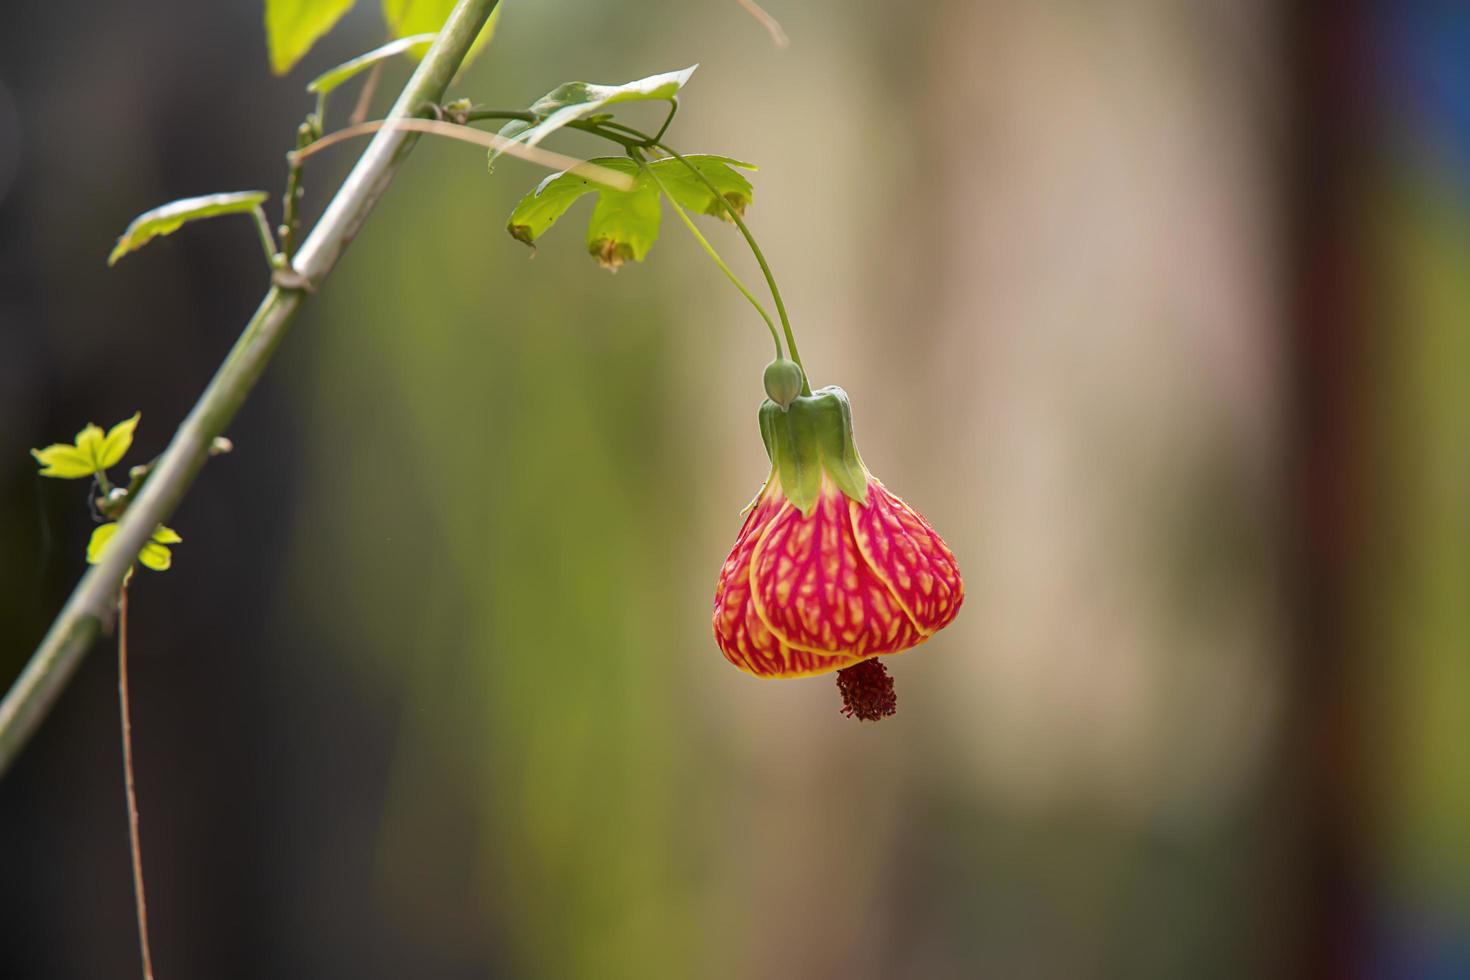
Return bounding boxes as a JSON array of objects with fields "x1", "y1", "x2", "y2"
[{"x1": 2, "y1": 1, "x2": 1469, "y2": 977}]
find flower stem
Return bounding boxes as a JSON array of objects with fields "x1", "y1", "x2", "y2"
[
  {"x1": 118, "y1": 582, "x2": 155, "y2": 980},
  {"x1": 459, "y1": 113, "x2": 808, "y2": 381},
  {"x1": 653, "y1": 140, "x2": 809, "y2": 392},
  {"x1": 636, "y1": 153, "x2": 782, "y2": 359}
]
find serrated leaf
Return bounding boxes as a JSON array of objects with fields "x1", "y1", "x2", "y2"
[
  {"x1": 265, "y1": 0, "x2": 356, "y2": 76},
  {"x1": 490, "y1": 65, "x2": 697, "y2": 165},
  {"x1": 647, "y1": 155, "x2": 757, "y2": 220},
  {"x1": 88, "y1": 522, "x2": 181, "y2": 571},
  {"x1": 506, "y1": 157, "x2": 636, "y2": 246},
  {"x1": 383, "y1": 0, "x2": 499, "y2": 64},
  {"x1": 306, "y1": 33, "x2": 436, "y2": 95},
  {"x1": 32, "y1": 412, "x2": 140, "y2": 478},
  {"x1": 109, "y1": 192, "x2": 269, "y2": 266}
]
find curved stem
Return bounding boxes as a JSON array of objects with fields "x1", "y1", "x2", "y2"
[
  {"x1": 118, "y1": 582, "x2": 155, "y2": 980},
  {"x1": 637, "y1": 154, "x2": 781, "y2": 359},
  {"x1": 652, "y1": 99, "x2": 679, "y2": 144},
  {"x1": 653, "y1": 140, "x2": 809, "y2": 391},
  {"x1": 595, "y1": 120, "x2": 654, "y2": 144}
]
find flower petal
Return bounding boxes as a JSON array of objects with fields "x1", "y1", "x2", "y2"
[
  {"x1": 849, "y1": 479, "x2": 964, "y2": 635},
  {"x1": 748, "y1": 477, "x2": 925, "y2": 660},
  {"x1": 714, "y1": 482, "x2": 857, "y2": 678}
]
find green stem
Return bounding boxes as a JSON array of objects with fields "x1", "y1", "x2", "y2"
[
  {"x1": 654, "y1": 140, "x2": 808, "y2": 391},
  {"x1": 652, "y1": 99, "x2": 678, "y2": 144},
  {"x1": 0, "y1": 0, "x2": 503, "y2": 778},
  {"x1": 462, "y1": 107, "x2": 537, "y2": 124},
  {"x1": 280, "y1": 119, "x2": 316, "y2": 261},
  {"x1": 636, "y1": 152, "x2": 781, "y2": 359},
  {"x1": 250, "y1": 206, "x2": 282, "y2": 270}
]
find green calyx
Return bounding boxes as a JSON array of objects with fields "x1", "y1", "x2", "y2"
[{"x1": 758, "y1": 386, "x2": 869, "y2": 515}]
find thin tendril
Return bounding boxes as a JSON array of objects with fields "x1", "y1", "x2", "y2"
[{"x1": 636, "y1": 154, "x2": 782, "y2": 359}]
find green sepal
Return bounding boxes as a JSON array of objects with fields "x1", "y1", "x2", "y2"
[{"x1": 757, "y1": 386, "x2": 869, "y2": 515}]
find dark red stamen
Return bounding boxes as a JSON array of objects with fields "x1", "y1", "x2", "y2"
[{"x1": 836, "y1": 658, "x2": 896, "y2": 720}]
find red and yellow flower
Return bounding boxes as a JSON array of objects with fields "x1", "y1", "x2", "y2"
[{"x1": 712, "y1": 383, "x2": 963, "y2": 719}]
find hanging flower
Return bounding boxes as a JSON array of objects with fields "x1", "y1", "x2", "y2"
[{"x1": 712, "y1": 380, "x2": 963, "y2": 719}]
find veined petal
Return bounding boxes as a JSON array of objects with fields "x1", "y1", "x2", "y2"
[
  {"x1": 849, "y1": 479, "x2": 964, "y2": 635},
  {"x1": 714, "y1": 477, "x2": 859, "y2": 678},
  {"x1": 748, "y1": 475, "x2": 925, "y2": 660}
]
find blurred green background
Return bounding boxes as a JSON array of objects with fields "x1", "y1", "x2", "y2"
[{"x1": 2, "y1": 1, "x2": 1469, "y2": 977}]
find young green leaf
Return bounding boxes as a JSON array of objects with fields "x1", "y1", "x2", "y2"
[
  {"x1": 32, "y1": 413, "x2": 140, "y2": 479},
  {"x1": 265, "y1": 0, "x2": 357, "y2": 76},
  {"x1": 383, "y1": 0, "x2": 499, "y2": 64},
  {"x1": 108, "y1": 192, "x2": 270, "y2": 266},
  {"x1": 647, "y1": 156, "x2": 757, "y2": 220},
  {"x1": 490, "y1": 66, "x2": 697, "y2": 165},
  {"x1": 306, "y1": 33, "x2": 436, "y2": 95},
  {"x1": 586, "y1": 169, "x2": 661, "y2": 269},
  {"x1": 506, "y1": 158, "x2": 662, "y2": 269},
  {"x1": 507, "y1": 163, "x2": 621, "y2": 246},
  {"x1": 87, "y1": 523, "x2": 182, "y2": 572}
]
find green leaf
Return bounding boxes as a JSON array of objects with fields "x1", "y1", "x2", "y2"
[
  {"x1": 109, "y1": 192, "x2": 269, "y2": 266},
  {"x1": 383, "y1": 0, "x2": 499, "y2": 64},
  {"x1": 31, "y1": 442, "x2": 96, "y2": 479},
  {"x1": 32, "y1": 412, "x2": 140, "y2": 478},
  {"x1": 306, "y1": 33, "x2": 436, "y2": 95},
  {"x1": 150, "y1": 526, "x2": 184, "y2": 545},
  {"x1": 138, "y1": 541, "x2": 175, "y2": 571},
  {"x1": 86, "y1": 523, "x2": 117, "y2": 564},
  {"x1": 87, "y1": 522, "x2": 182, "y2": 571},
  {"x1": 506, "y1": 168, "x2": 606, "y2": 247},
  {"x1": 586, "y1": 170, "x2": 661, "y2": 269},
  {"x1": 265, "y1": 0, "x2": 357, "y2": 76},
  {"x1": 491, "y1": 65, "x2": 697, "y2": 165},
  {"x1": 647, "y1": 155, "x2": 757, "y2": 220},
  {"x1": 97, "y1": 412, "x2": 141, "y2": 470},
  {"x1": 506, "y1": 158, "x2": 661, "y2": 270}
]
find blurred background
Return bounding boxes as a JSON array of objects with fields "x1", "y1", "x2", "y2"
[{"x1": 2, "y1": 0, "x2": 1468, "y2": 977}]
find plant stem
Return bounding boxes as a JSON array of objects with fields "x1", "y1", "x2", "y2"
[
  {"x1": 654, "y1": 140, "x2": 809, "y2": 392},
  {"x1": 0, "y1": 0, "x2": 502, "y2": 778},
  {"x1": 462, "y1": 108, "x2": 536, "y2": 124},
  {"x1": 652, "y1": 99, "x2": 678, "y2": 144},
  {"x1": 117, "y1": 582, "x2": 154, "y2": 980},
  {"x1": 279, "y1": 120, "x2": 315, "y2": 262},
  {"x1": 250, "y1": 206, "x2": 281, "y2": 270},
  {"x1": 637, "y1": 154, "x2": 782, "y2": 359}
]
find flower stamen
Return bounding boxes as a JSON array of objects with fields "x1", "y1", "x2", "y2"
[{"x1": 836, "y1": 658, "x2": 896, "y2": 721}]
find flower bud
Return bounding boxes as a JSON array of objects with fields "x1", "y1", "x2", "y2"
[{"x1": 762, "y1": 358, "x2": 805, "y2": 410}]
